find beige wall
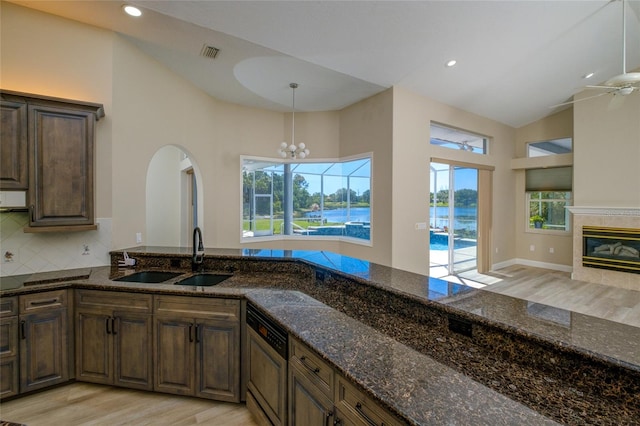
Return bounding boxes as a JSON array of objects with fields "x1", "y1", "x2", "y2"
[
  {"x1": 573, "y1": 89, "x2": 640, "y2": 208},
  {"x1": 391, "y1": 87, "x2": 516, "y2": 275},
  {"x1": 338, "y1": 89, "x2": 393, "y2": 266},
  {"x1": 1, "y1": 2, "x2": 114, "y2": 220},
  {"x1": 513, "y1": 108, "x2": 574, "y2": 268}
]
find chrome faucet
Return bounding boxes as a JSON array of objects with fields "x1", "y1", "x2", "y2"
[{"x1": 192, "y1": 227, "x2": 205, "y2": 272}]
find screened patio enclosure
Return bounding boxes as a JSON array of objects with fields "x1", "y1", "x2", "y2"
[{"x1": 242, "y1": 157, "x2": 371, "y2": 240}]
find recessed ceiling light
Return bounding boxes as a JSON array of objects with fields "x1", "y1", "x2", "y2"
[
  {"x1": 583, "y1": 72, "x2": 594, "y2": 79},
  {"x1": 445, "y1": 59, "x2": 457, "y2": 67},
  {"x1": 123, "y1": 5, "x2": 142, "y2": 17}
]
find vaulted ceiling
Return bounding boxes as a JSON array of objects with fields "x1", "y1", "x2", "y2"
[{"x1": 8, "y1": 0, "x2": 640, "y2": 127}]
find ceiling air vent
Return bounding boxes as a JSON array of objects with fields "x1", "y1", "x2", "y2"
[{"x1": 200, "y1": 44, "x2": 220, "y2": 59}]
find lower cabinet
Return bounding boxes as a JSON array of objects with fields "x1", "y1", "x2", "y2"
[
  {"x1": 288, "y1": 337, "x2": 405, "y2": 426},
  {"x1": 0, "y1": 296, "x2": 19, "y2": 398},
  {"x1": 19, "y1": 290, "x2": 71, "y2": 394},
  {"x1": 75, "y1": 290, "x2": 153, "y2": 390},
  {"x1": 154, "y1": 295, "x2": 240, "y2": 402}
]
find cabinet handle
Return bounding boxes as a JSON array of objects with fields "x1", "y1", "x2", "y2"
[
  {"x1": 189, "y1": 323, "x2": 194, "y2": 343},
  {"x1": 333, "y1": 417, "x2": 342, "y2": 426},
  {"x1": 29, "y1": 205, "x2": 35, "y2": 223},
  {"x1": 195, "y1": 324, "x2": 201, "y2": 344},
  {"x1": 105, "y1": 317, "x2": 111, "y2": 334},
  {"x1": 300, "y1": 356, "x2": 320, "y2": 374},
  {"x1": 112, "y1": 317, "x2": 118, "y2": 335},
  {"x1": 30, "y1": 298, "x2": 58, "y2": 307},
  {"x1": 355, "y1": 402, "x2": 381, "y2": 426},
  {"x1": 20, "y1": 320, "x2": 26, "y2": 340},
  {"x1": 324, "y1": 410, "x2": 334, "y2": 426}
]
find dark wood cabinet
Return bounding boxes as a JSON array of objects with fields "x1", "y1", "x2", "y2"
[
  {"x1": 0, "y1": 297, "x2": 19, "y2": 399},
  {"x1": 154, "y1": 296, "x2": 240, "y2": 402},
  {"x1": 247, "y1": 327, "x2": 288, "y2": 426},
  {"x1": 0, "y1": 98, "x2": 28, "y2": 190},
  {"x1": 75, "y1": 290, "x2": 153, "y2": 391},
  {"x1": 18, "y1": 290, "x2": 71, "y2": 394},
  {"x1": 289, "y1": 362, "x2": 334, "y2": 426},
  {"x1": 0, "y1": 90, "x2": 103, "y2": 231}
]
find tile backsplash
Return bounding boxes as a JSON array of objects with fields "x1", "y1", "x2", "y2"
[{"x1": 0, "y1": 212, "x2": 111, "y2": 276}]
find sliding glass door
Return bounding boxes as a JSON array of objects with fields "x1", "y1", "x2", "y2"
[{"x1": 430, "y1": 162, "x2": 478, "y2": 275}]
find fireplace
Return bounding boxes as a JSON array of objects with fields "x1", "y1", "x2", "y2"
[{"x1": 582, "y1": 226, "x2": 640, "y2": 274}]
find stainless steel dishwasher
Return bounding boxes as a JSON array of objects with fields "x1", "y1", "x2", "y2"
[{"x1": 246, "y1": 304, "x2": 288, "y2": 426}]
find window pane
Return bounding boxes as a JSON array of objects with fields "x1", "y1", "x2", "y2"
[
  {"x1": 527, "y1": 138, "x2": 572, "y2": 157},
  {"x1": 430, "y1": 123, "x2": 488, "y2": 154},
  {"x1": 242, "y1": 156, "x2": 371, "y2": 241},
  {"x1": 527, "y1": 191, "x2": 571, "y2": 231}
]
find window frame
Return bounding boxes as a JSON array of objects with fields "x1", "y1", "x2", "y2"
[
  {"x1": 430, "y1": 122, "x2": 489, "y2": 155},
  {"x1": 525, "y1": 191, "x2": 572, "y2": 235},
  {"x1": 240, "y1": 153, "x2": 373, "y2": 246}
]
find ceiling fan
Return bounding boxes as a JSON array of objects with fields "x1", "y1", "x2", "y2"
[{"x1": 552, "y1": 0, "x2": 640, "y2": 108}]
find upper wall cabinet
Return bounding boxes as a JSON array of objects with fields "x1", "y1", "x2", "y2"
[
  {"x1": 0, "y1": 97, "x2": 28, "y2": 190},
  {"x1": 1, "y1": 90, "x2": 104, "y2": 232}
]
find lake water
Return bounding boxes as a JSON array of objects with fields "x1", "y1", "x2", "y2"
[
  {"x1": 306, "y1": 206, "x2": 477, "y2": 231},
  {"x1": 305, "y1": 207, "x2": 371, "y2": 223}
]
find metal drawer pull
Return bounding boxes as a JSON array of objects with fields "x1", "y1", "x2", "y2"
[
  {"x1": 30, "y1": 299, "x2": 58, "y2": 306},
  {"x1": 105, "y1": 317, "x2": 111, "y2": 334},
  {"x1": 355, "y1": 402, "x2": 382, "y2": 426},
  {"x1": 195, "y1": 324, "x2": 201, "y2": 344},
  {"x1": 189, "y1": 323, "x2": 194, "y2": 343},
  {"x1": 112, "y1": 317, "x2": 118, "y2": 335},
  {"x1": 324, "y1": 410, "x2": 333, "y2": 426},
  {"x1": 300, "y1": 356, "x2": 320, "y2": 373},
  {"x1": 20, "y1": 320, "x2": 26, "y2": 340}
]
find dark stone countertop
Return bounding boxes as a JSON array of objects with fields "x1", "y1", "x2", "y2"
[{"x1": 2, "y1": 246, "x2": 639, "y2": 425}]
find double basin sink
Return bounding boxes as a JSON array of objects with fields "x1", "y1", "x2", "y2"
[{"x1": 114, "y1": 271, "x2": 231, "y2": 287}]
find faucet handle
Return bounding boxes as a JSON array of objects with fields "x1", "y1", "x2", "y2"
[{"x1": 118, "y1": 251, "x2": 136, "y2": 267}]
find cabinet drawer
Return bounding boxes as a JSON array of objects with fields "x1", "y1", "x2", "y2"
[
  {"x1": 335, "y1": 374, "x2": 405, "y2": 426},
  {"x1": 0, "y1": 296, "x2": 18, "y2": 317},
  {"x1": 20, "y1": 289, "x2": 67, "y2": 313},
  {"x1": 290, "y1": 337, "x2": 333, "y2": 399},
  {"x1": 76, "y1": 289, "x2": 152, "y2": 313},
  {"x1": 154, "y1": 295, "x2": 239, "y2": 321}
]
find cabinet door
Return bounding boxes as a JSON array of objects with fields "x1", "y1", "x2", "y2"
[
  {"x1": 154, "y1": 315, "x2": 195, "y2": 396},
  {"x1": 0, "y1": 316, "x2": 19, "y2": 398},
  {"x1": 0, "y1": 99, "x2": 28, "y2": 190},
  {"x1": 19, "y1": 308, "x2": 69, "y2": 393},
  {"x1": 289, "y1": 362, "x2": 334, "y2": 426},
  {"x1": 28, "y1": 103, "x2": 95, "y2": 227},
  {"x1": 196, "y1": 318, "x2": 240, "y2": 402},
  {"x1": 247, "y1": 328, "x2": 288, "y2": 426},
  {"x1": 113, "y1": 311, "x2": 153, "y2": 391},
  {"x1": 76, "y1": 310, "x2": 112, "y2": 384}
]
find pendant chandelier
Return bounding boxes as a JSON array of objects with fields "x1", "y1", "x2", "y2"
[{"x1": 278, "y1": 83, "x2": 310, "y2": 159}]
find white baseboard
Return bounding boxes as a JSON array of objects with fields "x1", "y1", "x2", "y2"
[{"x1": 492, "y1": 258, "x2": 573, "y2": 273}]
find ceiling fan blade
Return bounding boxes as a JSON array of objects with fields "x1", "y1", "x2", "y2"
[
  {"x1": 549, "y1": 91, "x2": 610, "y2": 108},
  {"x1": 608, "y1": 93, "x2": 627, "y2": 110},
  {"x1": 585, "y1": 85, "x2": 617, "y2": 90}
]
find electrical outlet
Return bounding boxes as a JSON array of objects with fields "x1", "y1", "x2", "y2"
[
  {"x1": 136, "y1": 232, "x2": 143, "y2": 244},
  {"x1": 529, "y1": 245, "x2": 535, "y2": 252},
  {"x1": 549, "y1": 247, "x2": 555, "y2": 254},
  {"x1": 495, "y1": 247, "x2": 499, "y2": 254}
]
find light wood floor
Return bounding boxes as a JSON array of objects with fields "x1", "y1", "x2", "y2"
[
  {"x1": 445, "y1": 264, "x2": 640, "y2": 328},
  {"x1": 0, "y1": 383, "x2": 258, "y2": 426}
]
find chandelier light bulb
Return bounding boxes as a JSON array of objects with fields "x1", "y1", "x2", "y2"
[
  {"x1": 298, "y1": 142, "x2": 305, "y2": 150},
  {"x1": 280, "y1": 142, "x2": 288, "y2": 149}
]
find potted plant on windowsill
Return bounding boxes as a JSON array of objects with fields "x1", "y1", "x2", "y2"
[{"x1": 530, "y1": 215, "x2": 545, "y2": 229}]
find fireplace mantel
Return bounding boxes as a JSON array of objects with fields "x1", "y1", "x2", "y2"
[{"x1": 567, "y1": 206, "x2": 640, "y2": 217}]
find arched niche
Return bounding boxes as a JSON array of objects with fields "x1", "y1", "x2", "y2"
[{"x1": 145, "y1": 145, "x2": 203, "y2": 247}]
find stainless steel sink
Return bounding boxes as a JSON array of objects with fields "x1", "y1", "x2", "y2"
[
  {"x1": 114, "y1": 271, "x2": 183, "y2": 283},
  {"x1": 175, "y1": 273, "x2": 232, "y2": 287}
]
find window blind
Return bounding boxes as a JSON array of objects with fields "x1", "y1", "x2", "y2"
[{"x1": 525, "y1": 166, "x2": 572, "y2": 191}]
